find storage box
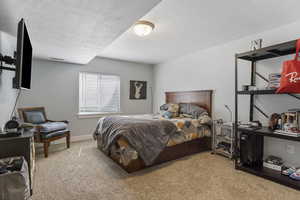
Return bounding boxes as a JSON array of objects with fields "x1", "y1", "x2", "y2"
[{"x1": 0, "y1": 156, "x2": 30, "y2": 200}]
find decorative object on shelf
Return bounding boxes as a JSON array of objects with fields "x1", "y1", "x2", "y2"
[
  {"x1": 268, "y1": 109, "x2": 300, "y2": 137},
  {"x1": 133, "y1": 20, "x2": 155, "y2": 37},
  {"x1": 290, "y1": 169, "x2": 300, "y2": 181},
  {"x1": 282, "y1": 167, "x2": 300, "y2": 181},
  {"x1": 268, "y1": 73, "x2": 281, "y2": 89},
  {"x1": 277, "y1": 39, "x2": 300, "y2": 93},
  {"x1": 250, "y1": 39, "x2": 262, "y2": 50},
  {"x1": 242, "y1": 85, "x2": 258, "y2": 91},
  {"x1": 130, "y1": 80, "x2": 147, "y2": 100},
  {"x1": 269, "y1": 113, "x2": 281, "y2": 131},
  {"x1": 248, "y1": 86, "x2": 258, "y2": 91},
  {"x1": 282, "y1": 110, "x2": 299, "y2": 131},
  {"x1": 282, "y1": 166, "x2": 298, "y2": 176}
]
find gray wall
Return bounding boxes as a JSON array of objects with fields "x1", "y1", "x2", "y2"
[
  {"x1": 153, "y1": 20, "x2": 300, "y2": 166},
  {"x1": 0, "y1": 31, "x2": 17, "y2": 129},
  {"x1": 19, "y1": 57, "x2": 154, "y2": 137}
]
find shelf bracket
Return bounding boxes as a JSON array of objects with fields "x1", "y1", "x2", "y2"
[
  {"x1": 287, "y1": 93, "x2": 300, "y2": 101},
  {"x1": 255, "y1": 72, "x2": 268, "y2": 83},
  {"x1": 254, "y1": 104, "x2": 269, "y2": 119},
  {"x1": 267, "y1": 50, "x2": 282, "y2": 56}
]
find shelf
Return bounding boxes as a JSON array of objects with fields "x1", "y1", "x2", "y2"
[
  {"x1": 237, "y1": 89, "x2": 278, "y2": 95},
  {"x1": 237, "y1": 90, "x2": 300, "y2": 100},
  {"x1": 235, "y1": 38, "x2": 300, "y2": 191},
  {"x1": 238, "y1": 127, "x2": 300, "y2": 142},
  {"x1": 237, "y1": 165, "x2": 300, "y2": 190},
  {"x1": 237, "y1": 40, "x2": 297, "y2": 61},
  {"x1": 237, "y1": 89, "x2": 300, "y2": 95},
  {"x1": 215, "y1": 149, "x2": 232, "y2": 158},
  {"x1": 216, "y1": 135, "x2": 233, "y2": 143}
]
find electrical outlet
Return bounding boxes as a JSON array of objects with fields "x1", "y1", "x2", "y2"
[{"x1": 286, "y1": 144, "x2": 295, "y2": 154}]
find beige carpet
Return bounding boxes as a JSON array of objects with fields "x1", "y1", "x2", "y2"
[{"x1": 32, "y1": 140, "x2": 300, "y2": 200}]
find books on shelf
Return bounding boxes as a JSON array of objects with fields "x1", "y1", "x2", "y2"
[
  {"x1": 263, "y1": 162, "x2": 282, "y2": 171},
  {"x1": 268, "y1": 73, "x2": 281, "y2": 89},
  {"x1": 263, "y1": 155, "x2": 283, "y2": 172}
]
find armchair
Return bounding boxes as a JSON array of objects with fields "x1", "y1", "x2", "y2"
[{"x1": 18, "y1": 107, "x2": 70, "y2": 157}]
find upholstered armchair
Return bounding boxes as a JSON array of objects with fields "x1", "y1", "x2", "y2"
[{"x1": 18, "y1": 107, "x2": 70, "y2": 157}]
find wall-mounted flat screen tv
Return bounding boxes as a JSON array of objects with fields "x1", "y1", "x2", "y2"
[{"x1": 14, "y1": 18, "x2": 32, "y2": 89}]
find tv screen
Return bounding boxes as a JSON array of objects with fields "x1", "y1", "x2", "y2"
[{"x1": 14, "y1": 18, "x2": 32, "y2": 89}]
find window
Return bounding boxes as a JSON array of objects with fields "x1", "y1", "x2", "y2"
[{"x1": 79, "y1": 72, "x2": 120, "y2": 114}]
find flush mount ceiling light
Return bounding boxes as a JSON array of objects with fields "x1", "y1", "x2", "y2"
[{"x1": 133, "y1": 20, "x2": 155, "y2": 37}]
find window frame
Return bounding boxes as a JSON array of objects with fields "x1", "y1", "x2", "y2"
[{"x1": 78, "y1": 71, "x2": 121, "y2": 118}]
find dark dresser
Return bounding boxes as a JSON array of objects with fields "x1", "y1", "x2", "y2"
[{"x1": 0, "y1": 129, "x2": 35, "y2": 195}]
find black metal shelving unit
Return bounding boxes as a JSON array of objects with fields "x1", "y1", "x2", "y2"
[{"x1": 234, "y1": 39, "x2": 300, "y2": 190}]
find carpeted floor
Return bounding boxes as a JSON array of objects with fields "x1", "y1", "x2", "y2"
[{"x1": 32, "y1": 140, "x2": 300, "y2": 200}]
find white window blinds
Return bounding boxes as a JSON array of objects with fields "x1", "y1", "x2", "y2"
[{"x1": 79, "y1": 72, "x2": 120, "y2": 113}]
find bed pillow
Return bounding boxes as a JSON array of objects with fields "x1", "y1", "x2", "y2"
[
  {"x1": 160, "y1": 104, "x2": 170, "y2": 111},
  {"x1": 198, "y1": 114, "x2": 212, "y2": 125},
  {"x1": 167, "y1": 104, "x2": 179, "y2": 117},
  {"x1": 162, "y1": 111, "x2": 174, "y2": 119},
  {"x1": 179, "y1": 103, "x2": 207, "y2": 119}
]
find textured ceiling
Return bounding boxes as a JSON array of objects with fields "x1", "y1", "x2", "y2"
[
  {"x1": 99, "y1": 0, "x2": 300, "y2": 64},
  {"x1": 0, "y1": 0, "x2": 161, "y2": 64}
]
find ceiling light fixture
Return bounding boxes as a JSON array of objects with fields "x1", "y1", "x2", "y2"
[{"x1": 133, "y1": 20, "x2": 155, "y2": 37}]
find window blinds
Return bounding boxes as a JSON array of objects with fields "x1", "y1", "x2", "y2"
[{"x1": 79, "y1": 72, "x2": 120, "y2": 113}]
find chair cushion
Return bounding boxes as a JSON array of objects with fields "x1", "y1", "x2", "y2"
[
  {"x1": 41, "y1": 129, "x2": 69, "y2": 139},
  {"x1": 24, "y1": 111, "x2": 46, "y2": 124},
  {"x1": 39, "y1": 122, "x2": 68, "y2": 133}
]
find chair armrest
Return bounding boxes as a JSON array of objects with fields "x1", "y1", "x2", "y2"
[
  {"x1": 20, "y1": 123, "x2": 42, "y2": 131},
  {"x1": 20, "y1": 123, "x2": 43, "y2": 142},
  {"x1": 34, "y1": 125, "x2": 43, "y2": 132},
  {"x1": 47, "y1": 120, "x2": 69, "y2": 124}
]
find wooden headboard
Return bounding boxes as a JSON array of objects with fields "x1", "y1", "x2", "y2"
[{"x1": 165, "y1": 90, "x2": 213, "y2": 116}]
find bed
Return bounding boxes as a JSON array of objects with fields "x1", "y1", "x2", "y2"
[{"x1": 94, "y1": 90, "x2": 213, "y2": 173}]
